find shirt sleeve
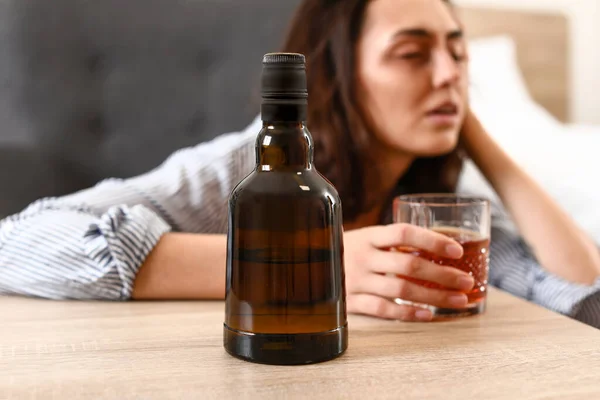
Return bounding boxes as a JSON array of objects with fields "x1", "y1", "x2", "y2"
[
  {"x1": 0, "y1": 118, "x2": 259, "y2": 300},
  {"x1": 489, "y1": 222, "x2": 600, "y2": 329}
]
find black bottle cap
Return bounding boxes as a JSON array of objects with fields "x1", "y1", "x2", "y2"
[
  {"x1": 261, "y1": 53, "x2": 308, "y2": 101},
  {"x1": 263, "y1": 53, "x2": 305, "y2": 65}
]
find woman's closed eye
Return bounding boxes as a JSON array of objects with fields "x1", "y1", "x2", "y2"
[
  {"x1": 391, "y1": 42, "x2": 467, "y2": 63},
  {"x1": 392, "y1": 46, "x2": 429, "y2": 62},
  {"x1": 450, "y1": 52, "x2": 465, "y2": 62},
  {"x1": 400, "y1": 50, "x2": 465, "y2": 63},
  {"x1": 449, "y1": 42, "x2": 468, "y2": 62},
  {"x1": 390, "y1": 42, "x2": 429, "y2": 61},
  {"x1": 400, "y1": 52, "x2": 426, "y2": 60}
]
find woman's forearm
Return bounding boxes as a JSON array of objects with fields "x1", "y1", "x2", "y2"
[
  {"x1": 132, "y1": 233, "x2": 227, "y2": 300},
  {"x1": 463, "y1": 114, "x2": 600, "y2": 285}
]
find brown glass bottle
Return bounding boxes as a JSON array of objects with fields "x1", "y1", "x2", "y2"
[{"x1": 223, "y1": 53, "x2": 348, "y2": 365}]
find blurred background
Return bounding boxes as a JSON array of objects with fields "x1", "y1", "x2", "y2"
[
  {"x1": 0, "y1": 0, "x2": 599, "y2": 242},
  {"x1": 456, "y1": 0, "x2": 600, "y2": 125}
]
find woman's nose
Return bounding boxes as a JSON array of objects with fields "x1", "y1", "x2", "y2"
[{"x1": 431, "y1": 50, "x2": 461, "y2": 88}]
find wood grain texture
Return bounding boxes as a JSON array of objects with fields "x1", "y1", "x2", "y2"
[
  {"x1": 460, "y1": 7, "x2": 570, "y2": 122},
  {"x1": 1, "y1": 288, "x2": 599, "y2": 400}
]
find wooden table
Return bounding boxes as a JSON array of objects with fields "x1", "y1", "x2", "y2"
[{"x1": 1, "y1": 288, "x2": 600, "y2": 400}]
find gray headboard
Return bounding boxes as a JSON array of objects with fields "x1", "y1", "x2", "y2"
[{"x1": 0, "y1": 0, "x2": 302, "y2": 216}]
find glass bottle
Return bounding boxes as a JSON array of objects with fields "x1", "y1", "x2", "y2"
[{"x1": 224, "y1": 53, "x2": 348, "y2": 365}]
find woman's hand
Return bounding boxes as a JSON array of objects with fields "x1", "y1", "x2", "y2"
[{"x1": 343, "y1": 224, "x2": 475, "y2": 321}]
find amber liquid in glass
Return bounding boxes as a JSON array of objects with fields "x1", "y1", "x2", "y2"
[{"x1": 398, "y1": 227, "x2": 490, "y2": 305}]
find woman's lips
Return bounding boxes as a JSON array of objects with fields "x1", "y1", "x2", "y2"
[{"x1": 426, "y1": 103, "x2": 460, "y2": 127}]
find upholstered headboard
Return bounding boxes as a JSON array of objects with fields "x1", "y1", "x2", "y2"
[{"x1": 0, "y1": 0, "x2": 302, "y2": 216}]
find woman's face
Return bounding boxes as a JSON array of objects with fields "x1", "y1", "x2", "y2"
[{"x1": 357, "y1": 0, "x2": 468, "y2": 158}]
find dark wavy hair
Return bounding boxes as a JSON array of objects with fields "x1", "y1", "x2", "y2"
[{"x1": 281, "y1": 0, "x2": 463, "y2": 223}]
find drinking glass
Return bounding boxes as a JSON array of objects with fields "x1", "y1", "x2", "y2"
[{"x1": 393, "y1": 194, "x2": 491, "y2": 318}]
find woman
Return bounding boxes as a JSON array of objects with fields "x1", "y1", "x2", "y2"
[{"x1": 1, "y1": 0, "x2": 600, "y2": 326}]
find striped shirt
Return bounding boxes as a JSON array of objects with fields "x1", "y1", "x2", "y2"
[{"x1": 1, "y1": 117, "x2": 600, "y2": 328}]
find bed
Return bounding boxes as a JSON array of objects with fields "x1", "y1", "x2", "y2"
[
  {"x1": 459, "y1": 7, "x2": 569, "y2": 122},
  {"x1": 456, "y1": 6, "x2": 600, "y2": 241}
]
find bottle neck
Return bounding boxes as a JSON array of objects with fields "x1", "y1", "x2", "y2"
[
  {"x1": 256, "y1": 120, "x2": 314, "y2": 171},
  {"x1": 261, "y1": 101, "x2": 307, "y2": 122}
]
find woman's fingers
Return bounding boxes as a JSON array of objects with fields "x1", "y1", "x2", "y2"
[
  {"x1": 343, "y1": 224, "x2": 472, "y2": 323},
  {"x1": 347, "y1": 293, "x2": 433, "y2": 322},
  {"x1": 369, "y1": 250, "x2": 474, "y2": 291},
  {"x1": 368, "y1": 223, "x2": 463, "y2": 258},
  {"x1": 356, "y1": 273, "x2": 469, "y2": 309}
]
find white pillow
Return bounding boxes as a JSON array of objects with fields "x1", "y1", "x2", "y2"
[
  {"x1": 468, "y1": 35, "x2": 532, "y2": 106},
  {"x1": 467, "y1": 35, "x2": 562, "y2": 139},
  {"x1": 460, "y1": 36, "x2": 600, "y2": 242}
]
